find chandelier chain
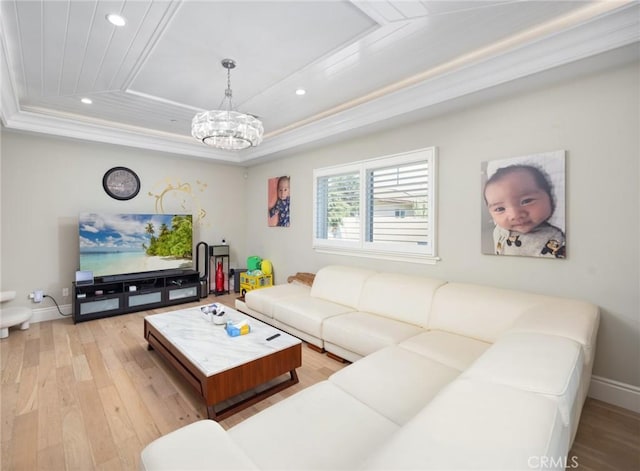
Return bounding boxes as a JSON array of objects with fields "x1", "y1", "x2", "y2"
[{"x1": 225, "y1": 66, "x2": 232, "y2": 104}]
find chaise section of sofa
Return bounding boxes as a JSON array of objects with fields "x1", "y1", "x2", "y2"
[
  {"x1": 362, "y1": 377, "x2": 570, "y2": 470},
  {"x1": 141, "y1": 381, "x2": 400, "y2": 471},
  {"x1": 140, "y1": 419, "x2": 258, "y2": 471},
  {"x1": 227, "y1": 381, "x2": 399, "y2": 470}
]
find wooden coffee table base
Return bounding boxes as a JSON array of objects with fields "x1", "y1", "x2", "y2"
[
  {"x1": 206, "y1": 369, "x2": 299, "y2": 421},
  {"x1": 145, "y1": 320, "x2": 302, "y2": 421}
]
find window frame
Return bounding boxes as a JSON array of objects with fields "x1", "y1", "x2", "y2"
[{"x1": 313, "y1": 147, "x2": 438, "y2": 264}]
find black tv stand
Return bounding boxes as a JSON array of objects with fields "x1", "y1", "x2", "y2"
[
  {"x1": 73, "y1": 270, "x2": 200, "y2": 323},
  {"x1": 97, "y1": 268, "x2": 193, "y2": 283}
]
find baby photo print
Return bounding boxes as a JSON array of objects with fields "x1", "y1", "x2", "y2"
[
  {"x1": 481, "y1": 150, "x2": 566, "y2": 259},
  {"x1": 268, "y1": 175, "x2": 291, "y2": 227}
]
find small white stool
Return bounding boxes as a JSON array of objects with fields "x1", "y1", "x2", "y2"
[{"x1": 0, "y1": 291, "x2": 33, "y2": 339}]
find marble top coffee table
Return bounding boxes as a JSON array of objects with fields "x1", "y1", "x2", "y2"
[{"x1": 144, "y1": 303, "x2": 302, "y2": 421}]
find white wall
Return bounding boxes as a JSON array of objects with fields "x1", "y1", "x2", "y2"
[
  {"x1": 1, "y1": 133, "x2": 248, "y2": 310},
  {"x1": 244, "y1": 62, "x2": 640, "y2": 389}
]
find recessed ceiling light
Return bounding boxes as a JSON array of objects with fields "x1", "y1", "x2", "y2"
[
  {"x1": 81, "y1": 98, "x2": 92, "y2": 104},
  {"x1": 106, "y1": 13, "x2": 126, "y2": 27},
  {"x1": 295, "y1": 89, "x2": 306, "y2": 96}
]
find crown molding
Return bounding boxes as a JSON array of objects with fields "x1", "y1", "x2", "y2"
[{"x1": 2, "y1": 109, "x2": 245, "y2": 163}]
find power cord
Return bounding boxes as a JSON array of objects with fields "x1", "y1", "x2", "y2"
[{"x1": 44, "y1": 294, "x2": 72, "y2": 317}]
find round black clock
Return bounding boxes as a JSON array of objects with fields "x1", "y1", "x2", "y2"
[{"x1": 102, "y1": 167, "x2": 141, "y2": 200}]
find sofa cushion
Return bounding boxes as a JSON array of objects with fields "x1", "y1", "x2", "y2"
[
  {"x1": 506, "y1": 302, "x2": 599, "y2": 366},
  {"x1": 363, "y1": 378, "x2": 569, "y2": 470},
  {"x1": 228, "y1": 381, "x2": 398, "y2": 470},
  {"x1": 356, "y1": 273, "x2": 446, "y2": 328},
  {"x1": 310, "y1": 265, "x2": 375, "y2": 308},
  {"x1": 323, "y1": 312, "x2": 424, "y2": 358},
  {"x1": 429, "y1": 283, "x2": 563, "y2": 343},
  {"x1": 329, "y1": 346, "x2": 459, "y2": 425},
  {"x1": 399, "y1": 330, "x2": 491, "y2": 371},
  {"x1": 462, "y1": 332, "x2": 583, "y2": 426},
  {"x1": 140, "y1": 420, "x2": 258, "y2": 470},
  {"x1": 244, "y1": 283, "x2": 311, "y2": 319},
  {"x1": 273, "y1": 296, "x2": 354, "y2": 339}
]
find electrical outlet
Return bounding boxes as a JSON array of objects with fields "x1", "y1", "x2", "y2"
[
  {"x1": 62, "y1": 287, "x2": 69, "y2": 297},
  {"x1": 33, "y1": 290, "x2": 44, "y2": 303}
]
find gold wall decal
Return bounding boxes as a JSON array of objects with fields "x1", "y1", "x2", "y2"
[{"x1": 148, "y1": 178, "x2": 210, "y2": 227}]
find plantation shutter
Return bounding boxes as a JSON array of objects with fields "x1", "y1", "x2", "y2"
[
  {"x1": 365, "y1": 161, "x2": 431, "y2": 245},
  {"x1": 315, "y1": 172, "x2": 360, "y2": 241}
]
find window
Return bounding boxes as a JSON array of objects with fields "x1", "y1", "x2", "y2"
[{"x1": 313, "y1": 147, "x2": 437, "y2": 263}]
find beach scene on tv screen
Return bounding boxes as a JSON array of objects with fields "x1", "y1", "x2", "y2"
[{"x1": 79, "y1": 213, "x2": 193, "y2": 277}]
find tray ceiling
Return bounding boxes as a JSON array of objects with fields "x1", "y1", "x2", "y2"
[{"x1": 1, "y1": 1, "x2": 638, "y2": 164}]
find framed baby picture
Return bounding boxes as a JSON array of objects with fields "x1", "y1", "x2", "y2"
[
  {"x1": 268, "y1": 175, "x2": 290, "y2": 227},
  {"x1": 481, "y1": 150, "x2": 566, "y2": 258}
]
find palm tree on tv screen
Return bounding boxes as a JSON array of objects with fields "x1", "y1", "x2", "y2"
[{"x1": 143, "y1": 216, "x2": 192, "y2": 259}]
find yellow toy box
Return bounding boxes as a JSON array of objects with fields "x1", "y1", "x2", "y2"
[{"x1": 239, "y1": 272, "x2": 273, "y2": 296}]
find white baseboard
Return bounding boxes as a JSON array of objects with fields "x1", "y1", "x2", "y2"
[
  {"x1": 31, "y1": 303, "x2": 73, "y2": 323},
  {"x1": 589, "y1": 375, "x2": 640, "y2": 413}
]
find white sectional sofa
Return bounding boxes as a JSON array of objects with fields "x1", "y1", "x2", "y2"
[{"x1": 141, "y1": 265, "x2": 599, "y2": 470}]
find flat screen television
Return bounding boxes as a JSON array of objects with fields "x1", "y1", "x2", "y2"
[{"x1": 79, "y1": 213, "x2": 193, "y2": 279}]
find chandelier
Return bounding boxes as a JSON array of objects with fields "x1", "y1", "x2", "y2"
[{"x1": 192, "y1": 58, "x2": 263, "y2": 150}]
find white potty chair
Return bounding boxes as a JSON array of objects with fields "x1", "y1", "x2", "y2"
[{"x1": 0, "y1": 291, "x2": 33, "y2": 339}]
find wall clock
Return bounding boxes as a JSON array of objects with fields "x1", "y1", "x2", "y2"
[{"x1": 102, "y1": 167, "x2": 141, "y2": 200}]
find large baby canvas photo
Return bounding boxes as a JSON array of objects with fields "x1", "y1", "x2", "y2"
[
  {"x1": 268, "y1": 175, "x2": 291, "y2": 227},
  {"x1": 481, "y1": 150, "x2": 566, "y2": 258}
]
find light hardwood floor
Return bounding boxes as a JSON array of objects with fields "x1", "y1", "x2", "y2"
[{"x1": 1, "y1": 294, "x2": 638, "y2": 470}]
